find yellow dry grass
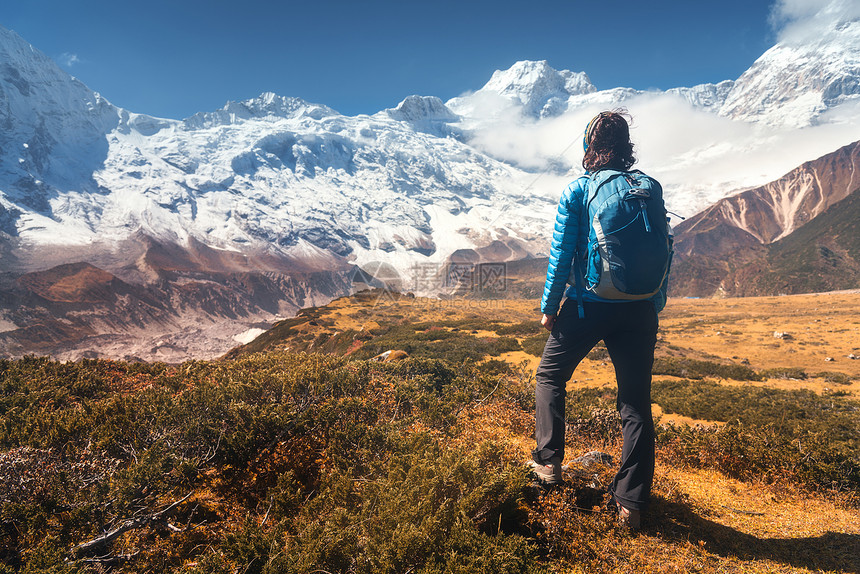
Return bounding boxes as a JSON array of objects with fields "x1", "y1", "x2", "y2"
[
  {"x1": 659, "y1": 291, "x2": 860, "y2": 397},
  {"x1": 285, "y1": 290, "x2": 860, "y2": 425},
  {"x1": 312, "y1": 289, "x2": 860, "y2": 391},
  {"x1": 452, "y1": 396, "x2": 860, "y2": 574},
  {"x1": 660, "y1": 466, "x2": 859, "y2": 540}
]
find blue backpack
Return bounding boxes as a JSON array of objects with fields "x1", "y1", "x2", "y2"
[{"x1": 572, "y1": 169, "x2": 672, "y2": 314}]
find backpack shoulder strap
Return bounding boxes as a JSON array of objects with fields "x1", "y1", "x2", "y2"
[{"x1": 574, "y1": 175, "x2": 594, "y2": 319}]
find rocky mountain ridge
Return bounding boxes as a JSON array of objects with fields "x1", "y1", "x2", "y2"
[{"x1": 672, "y1": 140, "x2": 860, "y2": 296}]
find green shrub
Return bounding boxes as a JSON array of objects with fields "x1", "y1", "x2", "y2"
[
  {"x1": 413, "y1": 319, "x2": 507, "y2": 332},
  {"x1": 587, "y1": 343, "x2": 609, "y2": 361},
  {"x1": 493, "y1": 321, "x2": 544, "y2": 336},
  {"x1": 520, "y1": 334, "x2": 548, "y2": 358},
  {"x1": 266, "y1": 436, "x2": 538, "y2": 574},
  {"x1": 479, "y1": 359, "x2": 516, "y2": 376},
  {"x1": 659, "y1": 422, "x2": 860, "y2": 493},
  {"x1": 759, "y1": 366, "x2": 808, "y2": 380},
  {"x1": 18, "y1": 538, "x2": 81, "y2": 574},
  {"x1": 350, "y1": 325, "x2": 521, "y2": 363},
  {"x1": 564, "y1": 388, "x2": 616, "y2": 421},
  {"x1": 3, "y1": 351, "x2": 857, "y2": 573},
  {"x1": 651, "y1": 357, "x2": 761, "y2": 381},
  {"x1": 652, "y1": 379, "x2": 860, "y2": 454},
  {"x1": 814, "y1": 371, "x2": 853, "y2": 385},
  {"x1": 1, "y1": 354, "x2": 546, "y2": 572}
]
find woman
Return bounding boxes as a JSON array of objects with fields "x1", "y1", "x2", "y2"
[{"x1": 529, "y1": 110, "x2": 671, "y2": 530}]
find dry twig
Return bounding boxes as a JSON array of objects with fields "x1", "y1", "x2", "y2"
[{"x1": 72, "y1": 492, "x2": 193, "y2": 558}]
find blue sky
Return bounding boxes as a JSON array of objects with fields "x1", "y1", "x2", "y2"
[{"x1": 3, "y1": 0, "x2": 776, "y2": 119}]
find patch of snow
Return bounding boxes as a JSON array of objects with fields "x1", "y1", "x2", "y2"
[{"x1": 233, "y1": 328, "x2": 267, "y2": 345}]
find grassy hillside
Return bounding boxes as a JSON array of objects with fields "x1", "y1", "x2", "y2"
[{"x1": 0, "y1": 353, "x2": 858, "y2": 573}]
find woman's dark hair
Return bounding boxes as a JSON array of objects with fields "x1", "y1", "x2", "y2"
[{"x1": 582, "y1": 110, "x2": 636, "y2": 172}]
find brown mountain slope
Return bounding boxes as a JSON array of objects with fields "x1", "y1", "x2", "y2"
[
  {"x1": 676, "y1": 140, "x2": 860, "y2": 253},
  {"x1": 673, "y1": 140, "x2": 860, "y2": 296},
  {"x1": 16, "y1": 262, "x2": 129, "y2": 304},
  {"x1": 0, "y1": 248, "x2": 353, "y2": 361},
  {"x1": 735, "y1": 187, "x2": 860, "y2": 295},
  {"x1": 0, "y1": 263, "x2": 170, "y2": 357},
  {"x1": 672, "y1": 188, "x2": 860, "y2": 297}
]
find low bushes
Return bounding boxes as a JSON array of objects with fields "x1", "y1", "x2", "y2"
[
  {"x1": 651, "y1": 379, "x2": 860, "y2": 454},
  {"x1": 349, "y1": 324, "x2": 521, "y2": 363},
  {"x1": 659, "y1": 422, "x2": 860, "y2": 495},
  {"x1": 195, "y1": 437, "x2": 539, "y2": 574},
  {"x1": 1, "y1": 351, "x2": 858, "y2": 573},
  {"x1": 0, "y1": 354, "x2": 542, "y2": 573},
  {"x1": 651, "y1": 357, "x2": 761, "y2": 381},
  {"x1": 653, "y1": 378, "x2": 860, "y2": 495},
  {"x1": 520, "y1": 334, "x2": 548, "y2": 358}
]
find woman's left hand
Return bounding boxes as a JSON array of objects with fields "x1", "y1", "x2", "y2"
[{"x1": 541, "y1": 314, "x2": 556, "y2": 331}]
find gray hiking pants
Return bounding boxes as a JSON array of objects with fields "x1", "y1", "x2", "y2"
[{"x1": 533, "y1": 299, "x2": 658, "y2": 511}]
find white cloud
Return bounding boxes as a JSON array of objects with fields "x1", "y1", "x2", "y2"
[
  {"x1": 458, "y1": 91, "x2": 860, "y2": 219},
  {"x1": 770, "y1": 0, "x2": 860, "y2": 45},
  {"x1": 627, "y1": 93, "x2": 860, "y2": 215},
  {"x1": 451, "y1": 92, "x2": 608, "y2": 175},
  {"x1": 59, "y1": 52, "x2": 81, "y2": 67}
]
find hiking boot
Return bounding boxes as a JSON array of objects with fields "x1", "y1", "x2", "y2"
[
  {"x1": 616, "y1": 502, "x2": 641, "y2": 530},
  {"x1": 527, "y1": 457, "x2": 562, "y2": 485}
]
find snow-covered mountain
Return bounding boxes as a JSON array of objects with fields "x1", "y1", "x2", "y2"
[
  {"x1": 448, "y1": 13, "x2": 860, "y2": 129},
  {"x1": 0, "y1": 25, "x2": 560, "y2": 359},
  {"x1": 448, "y1": 59, "x2": 739, "y2": 120},
  {"x1": 719, "y1": 12, "x2": 860, "y2": 127},
  {"x1": 447, "y1": 60, "x2": 596, "y2": 119},
  {"x1": 1, "y1": 8, "x2": 860, "y2": 359},
  {"x1": 0, "y1": 26, "x2": 120, "y2": 231},
  {"x1": 0, "y1": 25, "x2": 555, "y2": 280}
]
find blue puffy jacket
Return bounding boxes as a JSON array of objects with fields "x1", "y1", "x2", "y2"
[{"x1": 539, "y1": 175, "x2": 670, "y2": 316}]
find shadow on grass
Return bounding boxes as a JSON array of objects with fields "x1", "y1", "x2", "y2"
[{"x1": 648, "y1": 497, "x2": 860, "y2": 573}]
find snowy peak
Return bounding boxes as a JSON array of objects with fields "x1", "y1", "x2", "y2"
[
  {"x1": 667, "y1": 80, "x2": 735, "y2": 112},
  {"x1": 0, "y1": 24, "x2": 62, "y2": 86},
  {"x1": 0, "y1": 25, "x2": 120, "y2": 213},
  {"x1": 183, "y1": 92, "x2": 338, "y2": 129},
  {"x1": 448, "y1": 9, "x2": 860, "y2": 128},
  {"x1": 451, "y1": 60, "x2": 595, "y2": 118},
  {"x1": 719, "y1": 16, "x2": 860, "y2": 126},
  {"x1": 2, "y1": 19, "x2": 860, "y2": 358},
  {"x1": 386, "y1": 95, "x2": 458, "y2": 123},
  {"x1": 0, "y1": 25, "x2": 118, "y2": 131},
  {"x1": 384, "y1": 95, "x2": 460, "y2": 137}
]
